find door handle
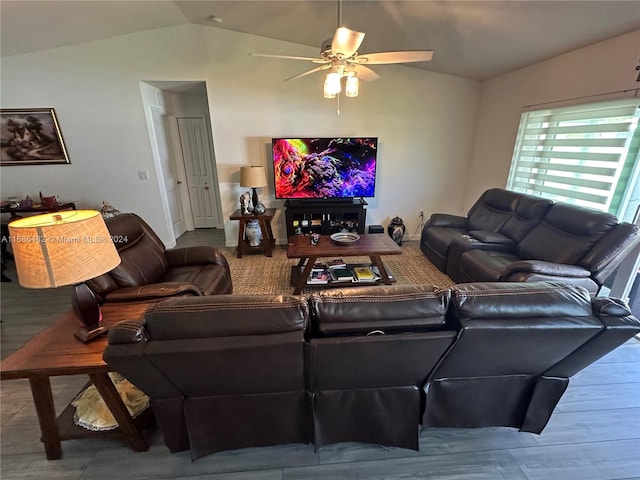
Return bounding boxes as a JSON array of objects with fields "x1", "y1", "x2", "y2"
[{"x1": 177, "y1": 180, "x2": 183, "y2": 184}]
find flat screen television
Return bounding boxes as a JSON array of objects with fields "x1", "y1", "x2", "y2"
[{"x1": 272, "y1": 137, "x2": 378, "y2": 199}]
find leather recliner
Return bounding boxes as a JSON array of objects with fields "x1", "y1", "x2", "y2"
[
  {"x1": 422, "y1": 281, "x2": 639, "y2": 433},
  {"x1": 85, "y1": 213, "x2": 232, "y2": 303},
  {"x1": 306, "y1": 285, "x2": 456, "y2": 450},
  {"x1": 103, "y1": 294, "x2": 310, "y2": 459}
]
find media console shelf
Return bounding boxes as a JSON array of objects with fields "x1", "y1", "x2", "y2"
[{"x1": 284, "y1": 198, "x2": 367, "y2": 237}]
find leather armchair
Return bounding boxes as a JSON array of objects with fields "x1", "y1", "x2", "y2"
[{"x1": 85, "y1": 213, "x2": 232, "y2": 303}]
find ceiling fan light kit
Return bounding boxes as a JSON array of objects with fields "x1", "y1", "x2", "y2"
[
  {"x1": 250, "y1": 0, "x2": 433, "y2": 106},
  {"x1": 324, "y1": 72, "x2": 341, "y2": 98},
  {"x1": 345, "y1": 73, "x2": 359, "y2": 97}
]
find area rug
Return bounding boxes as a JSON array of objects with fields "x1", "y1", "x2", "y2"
[{"x1": 221, "y1": 241, "x2": 454, "y2": 295}]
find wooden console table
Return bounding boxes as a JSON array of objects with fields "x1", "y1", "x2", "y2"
[
  {"x1": 0, "y1": 302, "x2": 151, "y2": 460},
  {"x1": 229, "y1": 208, "x2": 276, "y2": 258},
  {"x1": 1, "y1": 201, "x2": 77, "y2": 219}
]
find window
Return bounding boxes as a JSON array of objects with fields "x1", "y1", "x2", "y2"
[{"x1": 507, "y1": 98, "x2": 640, "y2": 221}]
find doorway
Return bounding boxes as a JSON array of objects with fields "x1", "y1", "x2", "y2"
[
  {"x1": 149, "y1": 105, "x2": 187, "y2": 239},
  {"x1": 140, "y1": 81, "x2": 224, "y2": 247},
  {"x1": 176, "y1": 117, "x2": 218, "y2": 228}
]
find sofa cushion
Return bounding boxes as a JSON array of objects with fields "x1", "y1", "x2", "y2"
[
  {"x1": 467, "y1": 188, "x2": 519, "y2": 231},
  {"x1": 468, "y1": 230, "x2": 514, "y2": 245},
  {"x1": 499, "y1": 195, "x2": 552, "y2": 242},
  {"x1": 458, "y1": 250, "x2": 521, "y2": 282},
  {"x1": 106, "y1": 214, "x2": 168, "y2": 287},
  {"x1": 143, "y1": 294, "x2": 308, "y2": 340},
  {"x1": 421, "y1": 226, "x2": 469, "y2": 258},
  {"x1": 161, "y1": 264, "x2": 230, "y2": 295},
  {"x1": 310, "y1": 285, "x2": 449, "y2": 335},
  {"x1": 450, "y1": 281, "x2": 594, "y2": 319},
  {"x1": 517, "y1": 203, "x2": 618, "y2": 264}
]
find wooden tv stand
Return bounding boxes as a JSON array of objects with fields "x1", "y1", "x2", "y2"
[{"x1": 284, "y1": 198, "x2": 367, "y2": 238}]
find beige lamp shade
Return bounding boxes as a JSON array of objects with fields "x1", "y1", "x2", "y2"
[
  {"x1": 240, "y1": 166, "x2": 267, "y2": 188},
  {"x1": 8, "y1": 210, "x2": 121, "y2": 289}
]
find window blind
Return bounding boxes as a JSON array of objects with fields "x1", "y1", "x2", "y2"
[{"x1": 507, "y1": 98, "x2": 640, "y2": 215}]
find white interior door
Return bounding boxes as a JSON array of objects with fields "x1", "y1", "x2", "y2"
[
  {"x1": 177, "y1": 117, "x2": 217, "y2": 228},
  {"x1": 150, "y1": 106, "x2": 187, "y2": 238}
]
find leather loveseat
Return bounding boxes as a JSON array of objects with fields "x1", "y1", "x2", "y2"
[
  {"x1": 103, "y1": 281, "x2": 640, "y2": 460},
  {"x1": 85, "y1": 213, "x2": 232, "y2": 304},
  {"x1": 420, "y1": 188, "x2": 640, "y2": 294}
]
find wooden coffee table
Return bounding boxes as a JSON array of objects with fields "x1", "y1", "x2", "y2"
[
  {"x1": 287, "y1": 233, "x2": 402, "y2": 294},
  {"x1": 0, "y1": 302, "x2": 152, "y2": 460}
]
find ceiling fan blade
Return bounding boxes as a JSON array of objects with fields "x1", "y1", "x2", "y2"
[
  {"x1": 284, "y1": 64, "x2": 331, "y2": 82},
  {"x1": 352, "y1": 65, "x2": 380, "y2": 82},
  {"x1": 356, "y1": 50, "x2": 433, "y2": 65},
  {"x1": 331, "y1": 27, "x2": 365, "y2": 58},
  {"x1": 250, "y1": 53, "x2": 326, "y2": 63}
]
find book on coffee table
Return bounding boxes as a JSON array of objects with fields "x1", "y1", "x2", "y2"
[
  {"x1": 311, "y1": 262, "x2": 328, "y2": 272},
  {"x1": 329, "y1": 268, "x2": 354, "y2": 283},
  {"x1": 327, "y1": 258, "x2": 347, "y2": 269},
  {"x1": 353, "y1": 266, "x2": 376, "y2": 282},
  {"x1": 307, "y1": 269, "x2": 329, "y2": 284}
]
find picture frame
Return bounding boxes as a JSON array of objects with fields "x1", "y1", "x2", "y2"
[{"x1": 0, "y1": 108, "x2": 70, "y2": 166}]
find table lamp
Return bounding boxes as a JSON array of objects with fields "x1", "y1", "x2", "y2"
[
  {"x1": 240, "y1": 166, "x2": 268, "y2": 211},
  {"x1": 8, "y1": 210, "x2": 121, "y2": 342}
]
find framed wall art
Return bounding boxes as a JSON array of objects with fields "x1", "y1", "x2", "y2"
[{"x1": 0, "y1": 108, "x2": 70, "y2": 166}]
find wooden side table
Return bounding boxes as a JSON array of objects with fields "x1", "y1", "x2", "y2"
[
  {"x1": 229, "y1": 208, "x2": 276, "y2": 258},
  {"x1": 0, "y1": 302, "x2": 152, "y2": 460}
]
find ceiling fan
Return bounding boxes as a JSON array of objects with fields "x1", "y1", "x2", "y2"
[{"x1": 249, "y1": 0, "x2": 433, "y2": 100}]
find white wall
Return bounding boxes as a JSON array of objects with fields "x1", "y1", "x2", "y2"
[
  {"x1": 1, "y1": 23, "x2": 480, "y2": 245},
  {"x1": 465, "y1": 29, "x2": 640, "y2": 209}
]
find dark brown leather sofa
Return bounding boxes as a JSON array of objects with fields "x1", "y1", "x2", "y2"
[
  {"x1": 420, "y1": 188, "x2": 640, "y2": 294},
  {"x1": 103, "y1": 282, "x2": 640, "y2": 460},
  {"x1": 85, "y1": 213, "x2": 232, "y2": 303}
]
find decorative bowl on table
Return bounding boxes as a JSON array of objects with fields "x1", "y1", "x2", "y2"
[{"x1": 330, "y1": 232, "x2": 360, "y2": 244}]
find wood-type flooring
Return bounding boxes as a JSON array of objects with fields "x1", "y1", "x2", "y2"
[{"x1": 1, "y1": 229, "x2": 638, "y2": 479}]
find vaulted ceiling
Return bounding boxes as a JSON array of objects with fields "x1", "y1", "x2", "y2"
[{"x1": 2, "y1": 1, "x2": 639, "y2": 80}]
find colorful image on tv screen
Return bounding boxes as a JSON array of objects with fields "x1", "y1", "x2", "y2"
[{"x1": 272, "y1": 137, "x2": 378, "y2": 199}]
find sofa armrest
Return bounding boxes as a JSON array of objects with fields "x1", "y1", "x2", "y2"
[
  {"x1": 468, "y1": 230, "x2": 515, "y2": 246},
  {"x1": 501, "y1": 260, "x2": 591, "y2": 280},
  {"x1": 165, "y1": 246, "x2": 229, "y2": 268},
  {"x1": 107, "y1": 319, "x2": 148, "y2": 344},
  {"x1": 544, "y1": 297, "x2": 640, "y2": 377},
  {"x1": 104, "y1": 282, "x2": 204, "y2": 302},
  {"x1": 579, "y1": 222, "x2": 640, "y2": 283},
  {"x1": 428, "y1": 213, "x2": 468, "y2": 229}
]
